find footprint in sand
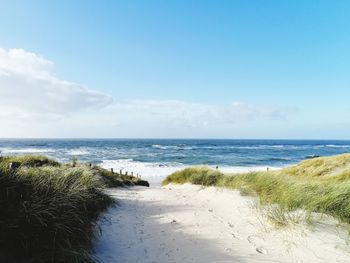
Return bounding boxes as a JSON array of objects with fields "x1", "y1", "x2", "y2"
[
  {"x1": 247, "y1": 235, "x2": 268, "y2": 255},
  {"x1": 231, "y1": 233, "x2": 242, "y2": 240},
  {"x1": 227, "y1": 222, "x2": 235, "y2": 228},
  {"x1": 256, "y1": 247, "x2": 268, "y2": 254},
  {"x1": 247, "y1": 235, "x2": 265, "y2": 246},
  {"x1": 160, "y1": 243, "x2": 166, "y2": 248}
]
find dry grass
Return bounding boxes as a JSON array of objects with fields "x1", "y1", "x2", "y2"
[
  {"x1": 163, "y1": 154, "x2": 350, "y2": 226},
  {"x1": 0, "y1": 155, "x2": 148, "y2": 262},
  {"x1": 280, "y1": 153, "x2": 350, "y2": 178}
]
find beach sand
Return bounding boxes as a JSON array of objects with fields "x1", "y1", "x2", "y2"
[{"x1": 93, "y1": 184, "x2": 350, "y2": 263}]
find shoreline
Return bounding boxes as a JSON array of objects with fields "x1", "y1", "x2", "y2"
[{"x1": 100, "y1": 161, "x2": 283, "y2": 186}]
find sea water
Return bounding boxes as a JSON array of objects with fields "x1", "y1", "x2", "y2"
[{"x1": 1, "y1": 139, "x2": 350, "y2": 184}]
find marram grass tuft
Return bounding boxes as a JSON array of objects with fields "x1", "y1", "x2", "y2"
[
  {"x1": 0, "y1": 155, "x2": 148, "y2": 262},
  {"x1": 163, "y1": 154, "x2": 350, "y2": 225}
]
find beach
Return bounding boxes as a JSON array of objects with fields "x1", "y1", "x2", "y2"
[
  {"x1": 2, "y1": 1, "x2": 350, "y2": 261},
  {"x1": 93, "y1": 184, "x2": 350, "y2": 263},
  {"x1": 2, "y1": 140, "x2": 350, "y2": 262}
]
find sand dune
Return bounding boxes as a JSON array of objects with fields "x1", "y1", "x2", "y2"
[{"x1": 93, "y1": 184, "x2": 350, "y2": 263}]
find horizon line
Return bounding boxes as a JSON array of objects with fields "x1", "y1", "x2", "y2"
[{"x1": 1, "y1": 138, "x2": 350, "y2": 141}]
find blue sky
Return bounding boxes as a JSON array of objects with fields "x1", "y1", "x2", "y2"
[{"x1": 0, "y1": 1, "x2": 349, "y2": 138}]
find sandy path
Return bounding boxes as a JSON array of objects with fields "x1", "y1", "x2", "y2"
[{"x1": 93, "y1": 184, "x2": 350, "y2": 263}]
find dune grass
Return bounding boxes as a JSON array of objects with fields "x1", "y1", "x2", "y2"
[
  {"x1": 93, "y1": 165, "x2": 149, "y2": 187},
  {"x1": 162, "y1": 153, "x2": 350, "y2": 225},
  {"x1": 0, "y1": 155, "x2": 148, "y2": 262}
]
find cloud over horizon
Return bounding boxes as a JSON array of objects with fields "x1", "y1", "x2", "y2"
[
  {"x1": 0, "y1": 48, "x2": 292, "y2": 138},
  {"x1": 109, "y1": 100, "x2": 289, "y2": 128},
  {"x1": 0, "y1": 48, "x2": 113, "y2": 120}
]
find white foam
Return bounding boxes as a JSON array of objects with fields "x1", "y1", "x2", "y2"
[
  {"x1": 100, "y1": 159, "x2": 186, "y2": 185},
  {"x1": 325, "y1": 144, "x2": 350, "y2": 148},
  {"x1": 218, "y1": 165, "x2": 280, "y2": 174},
  {"x1": 0, "y1": 148, "x2": 55, "y2": 154},
  {"x1": 151, "y1": 144, "x2": 193, "y2": 150},
  {"x1": 236, "y1": 145, "x2": 285, "y2": 149},
  {"x1": 100, "y1": 159, "x2": 281, "y2": 185},
  {"x1": 66, "y1": 149, "x2": 90, "y2": 155},
  {"x1": 151, "y1": 144, "x2": 169, "y2": 150}
]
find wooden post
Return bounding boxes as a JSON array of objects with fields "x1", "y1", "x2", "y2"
[
  {"x1": 131, "y1": 171, "x2": 133, "y2": 176},
  {"x1": 125, "y1": 171, "x2": 128, "y2": 176},
  {"x1": 9, "y1": 162, "x2": 20, "y2": 170},
  {"x1": 111, "y1": 168, "x2": 114, "y2": 173}
]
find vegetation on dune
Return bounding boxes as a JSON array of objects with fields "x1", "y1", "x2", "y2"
[
  {"x1": 94, "y1": 165, "x2": 149, "y2": 187},
  {"x1": 162, "y1": 153, "x2": 350, "y2": 225},
  {"x1": 280, "y1": 153, "x2": 350, "y2": 178},
  {"x1": 0, "y1": 155, "x2": 148, "y2": 263},
  {"x1": 162, "y1": 166, "x2": 223, "y2": 186}
]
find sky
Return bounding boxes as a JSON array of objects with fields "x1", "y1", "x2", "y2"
[{"x1": 0, "y1": 0, "x2": 349, "y2": 139}]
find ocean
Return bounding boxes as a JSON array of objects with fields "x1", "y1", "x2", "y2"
[{"x1": 1, "y1": 139, "x2": 350, "y2": 184}]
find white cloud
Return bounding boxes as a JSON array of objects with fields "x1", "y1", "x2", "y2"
[
  {"x1": 0, "y1": 48, "x2": 292, "y2": 138},
  {"x1": 0, "y1": 48, "x2": 112, "y2": 120},
  {"x1": 108, "y1": 100, "x2": 289, "y2": 128},
  {"x1": 3, "y1": 99, "x2": 286, "y2": 138}
]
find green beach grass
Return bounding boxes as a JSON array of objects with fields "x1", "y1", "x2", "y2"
[
  {"x1": 0, "y1": 155, "x2": 148, "y2": 263},
  {"x1": 162, "y1": 153, "x2": 350, "y2": 226}
]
